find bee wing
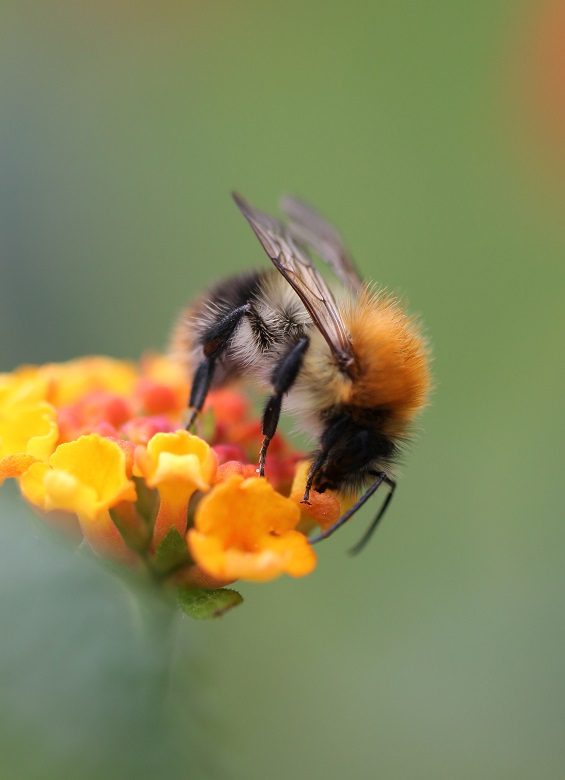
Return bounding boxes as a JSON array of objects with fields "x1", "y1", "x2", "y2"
[
  {"x1": 233, "y1": 192, "x2": 356, "y2": 374},
  {"x1": 280, "y1": 195, "x2": 362, "y2": 292}
]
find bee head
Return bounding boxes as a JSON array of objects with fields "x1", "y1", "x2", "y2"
[{"x1": 312, "y1": 408, "x2": 397, "y2": 494}]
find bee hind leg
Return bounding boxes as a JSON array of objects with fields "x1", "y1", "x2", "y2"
[
  {"x1": 186, "y1": 303, "x2": 251, "y2": 429},
  {"x1": 258, "y1": 335, "x2": 309, "y2": 476}
]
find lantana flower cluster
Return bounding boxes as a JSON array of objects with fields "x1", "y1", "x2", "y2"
[{"x1": 0, "y1": 355, "x2": 344, "y2": 615}]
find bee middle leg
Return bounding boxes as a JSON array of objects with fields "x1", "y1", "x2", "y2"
[
  {"x1": 186, "y1": 303, "x2": 251, "y2": 429},
  {"x1": 258, "y1": 335, "x2": 309, "y2": 476}
]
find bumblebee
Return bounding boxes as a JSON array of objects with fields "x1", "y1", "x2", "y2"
[{"x1": 170, "y1": 193, "x2": 430, "y2": 552}]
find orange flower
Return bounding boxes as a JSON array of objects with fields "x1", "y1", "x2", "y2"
[
  {"x1": 136, "y1": 431, "x2": 217, "y2": 549},
  {"x1": 137, "y1": 353, "x2": 188, "y2": 415},
  {"x1": 205, "y1": 388, "x2": 249, "y2": 427},
  {"x1": 57, "y1": 391, "x2": 133, "y2": 442},
  {"x1": 289, "y1": 460, "x2": 342, "y2": 532},
  {"x1": 121, "y1": 415, "x2": 177, "y2": 445},
  {"x1": 215, "y1": 459, "x2": 258, "y2": 482},
  {"x1": 188, "y1": 475, "x2": 316, "y2": 582},
  {"x1": 20, "y1": 434, "x2": 136, "y2": 558}
]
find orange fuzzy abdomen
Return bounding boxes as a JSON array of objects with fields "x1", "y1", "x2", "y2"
[{"x1": 343, "y1": 292, "x2": 430, "y2": 431}]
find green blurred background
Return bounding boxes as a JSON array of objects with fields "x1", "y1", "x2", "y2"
[{"x1": 1, "y1": 2, "x2": 564, "y2": 778}]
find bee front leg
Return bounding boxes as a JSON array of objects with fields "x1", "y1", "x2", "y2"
[
  {"x1": 186, "y1": 357, "x2": 216, "y2": 429},
  {"x1": 258, "y1": 335, "x2": 309, "y2": 476},
  {"x1": 186, "y1": 303, "x2": 251, "y2": 429}
]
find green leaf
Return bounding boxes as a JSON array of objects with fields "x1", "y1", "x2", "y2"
[
  {"x1": 177, "y1": 587, "x2": 243, "y2": 619},
  {"x1": 153, "y1": 529, "x2": 191, "y2": 575}
]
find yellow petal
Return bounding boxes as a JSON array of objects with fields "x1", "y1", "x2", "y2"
[
  {"x1": 43, "y1": 468, "x2": 99, "y2": 517},
  {"x1": 0, "y1": 366, "x2": 49, "y2": 406},
  {"x1": 40, "y1": 357, "x2": 137, "y2": 407},
  {"x1": 141, "y1": 431, "x2": 216, "y2": 489},
  {"x1": 150, "y1": 452, "x2": 210, "y2": 490},
  {"x1": 19, "y1": 462, "x2": 50, "y2": 508},
  {"x1": 20, "y1": 459, "x2": 132, "y2": 560},
  {"x1": 47, "y1": 434, "x2": 136, "y2": 517},
  {"x1": 139, "y1": 432, "x2": 216, "y2": 550},
  {"x1": 0, "y1": 401, "x2": 58, "y2": 465}
]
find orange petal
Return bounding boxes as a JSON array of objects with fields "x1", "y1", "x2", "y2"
[
  {"x1": 188, "y1": 475, "x2": 315, "y2": 582},
  {"x1": 194, "y1": 475, "x2": 300, "y2": 545},
  {"x1": 188, "y1": 528, "x2": 316, "y2": 582},
  {"x1": 216, "y1": 460, "x2": 257, "y2": 483},
  {"x1": 0, "y1": 454, "x2": 36, "y2": 484},
  {"x1": 290, "y1": 460, "x2": 343, "y2": 531}
]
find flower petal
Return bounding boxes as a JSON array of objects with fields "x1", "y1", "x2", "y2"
[
  {"x1": 0, "y1": 366, "x2": 49, "y2": 406},
  {"x1": 189, "y1": 529, "x2": 315, "y2": 582},
  {"x1": 140, "y1": 431, "x2": 216, "y2": 489},
  {"x1": 290, "y1": 460, "x2": 342, "y2": 531},
  {"x1": 41, "y1": 357, "x2": 137, "y2": 407},
  {"x1": 0, "y1": 400, "x2": 58, "y2": 467},
  {"x1": 0, "y1": 454, "x2": 36, "y2": 484},
  {"x1": 48, "y1": 434, "x2": 136, "y2": 517},
  {"x1": 136, "y1": 431, "x2": 217, "y2": 549},
  {"x1": 20, "y1": 439, "x2": 136, "y2": 560},
  {"x1": 194, "y1": 475, "x2": 300, "y2": 544},
  {"x1": 189, "y1": 475, "x2": 315, "y2": 582}
]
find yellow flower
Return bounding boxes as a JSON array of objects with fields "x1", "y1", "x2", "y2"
[
  {"x1": 20, "y1": 434, "x2": 136, "y2": 558},
  {"x1": 0, "y1": 400, "x2": 59, "y2": 482},
  {"x1": 136, "y1": 431, "x2": 217, "y2": 549},
  {"x1": 0, "y1": 366, "x2": 49, "y2": 406},
  {"x1": 41, "y1": 356, "x2": 137, "y2": 407},
  {"x1": 188, "y1": 475, "x2": 316, "y2": 582},
  {"x1": 1, "y1": 354, "x2": 325, "y2": 613}
]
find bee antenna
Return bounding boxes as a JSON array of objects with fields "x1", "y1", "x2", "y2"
[
  {"x1": 348, "y1": 475, "x2": 396, "y2": 556},
  {"x1": 308, "y1": 472, "x2": 396, "y2": 552},
  {"x1": 232, "y1": 191, "x2": 247, "y2": 210}
]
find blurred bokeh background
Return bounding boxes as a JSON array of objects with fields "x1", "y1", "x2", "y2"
[{"x1": 1, "y1": 1, "x2": 564, "y2": 778}]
